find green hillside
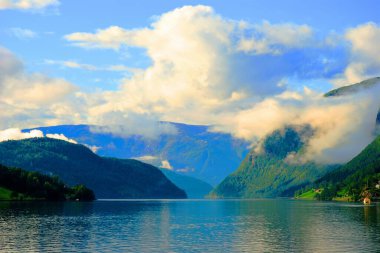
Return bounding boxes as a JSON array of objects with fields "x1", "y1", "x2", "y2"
[
  {"x1": 0, "y1": 187, "x2": 13, "y2": 200},
  {"x1": 211, "y1": 127, "x2": 333, "y2": 198},
  {"x1": 212, "y1": 78, "x2": 380, "y2": 199},
  {"x1": 160, "y1": 169, "x2": 213, "y2": 198},
  {"x1": 0, "y1": 138, "x2": 186, "y2": 199},
  {"x1": 310, "y1": 135, "x2": 380, "y2": 201},
  {"x1": 0, "y1": 164, "x2": 94, "y2": 201}
]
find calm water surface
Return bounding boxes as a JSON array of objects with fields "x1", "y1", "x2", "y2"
[{"x1": 0, "y1": 199, "x2": 379, "y2": 252}]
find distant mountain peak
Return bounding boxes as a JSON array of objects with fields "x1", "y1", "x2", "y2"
[{"x1": 324, "y1": 77, "x2": 380, "y2": 97}]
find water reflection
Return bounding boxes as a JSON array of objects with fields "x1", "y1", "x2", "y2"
[
  {"x1": 0, "y1": 200, "x2": 379, "y2": 252},
  {"x1": 228, "y1": 200, "x2": 380, "y2": 252}
]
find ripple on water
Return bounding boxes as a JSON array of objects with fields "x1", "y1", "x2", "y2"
[{"x1": 0, "y1": 200, "x2": 379, "y2": 252}]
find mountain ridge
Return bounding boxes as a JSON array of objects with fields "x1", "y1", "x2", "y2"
[
  {"x1": 24, "y1": 122, "x2": 250, "y2": 185},
  {"x1": 324, "y1": 77, "x2": 380, "y2": 97},
  {"x1": 0, "y1": 138, "x2": 186, "y2": 199}
]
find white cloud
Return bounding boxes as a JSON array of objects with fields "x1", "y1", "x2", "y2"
[
  {"x1": 160, "y1": 160, "x2": 173, "y2": 170},
  {"x1": 2, "y1": 5, "x2": 380, "y2": 165},
  {"x1": 65, "y1": 26, "x2": 131, "y2": 50},
  {"x1": 0, "y1": 46, "x2": 81, "y2": 129},
  {"x1": 45, "y1": 133, "x2": 77, "y2": 144},
  {"x1": 132, "y1": 155, "x2": 160, "y2": 167},
  {"x1": 0, "y1": 128, "x2": 43, "y2": 141},
  {"x1": 176, "y1": 167, "x2": 195, "y2": 173},
  {"x1": 45, "y1": 59, "x2": 98, "y2": 71},
  {"x1": 107, "y1": 65, "x2": 136, "y2": 72},
  {"x1": 44, "y1": 59, "x2": 134, "y2": 72},
  {"x1": 133, "y1": 155, "x2": 158, "y2": 161},
  {"x1": 331, "y1": 22, "x2": 380, "y2": 87},
  {"x1": 237, "y1": 21, "x2": 314, "y2": 55},
  {"x1": 132, "y1": 156, "x2": 173, "y2": 170},
  {"x1": 0, "y1": 47, "x2": 75, "y2": 108},
  {"x1": 8, "y1": 27, "x2": 37, "y2": 39},
  {"x1": 66, "y1": 5, "x2": 289, "y2": 132},
  {"x1": 0, "y1": 128, "x2": 105, "y2": 154},
  {"x1": 2, "y1": 73, "x2": 75, "y2": 107},
  {"x1": 84, "y1": 144, "x2": 101, "y2": 153},
  {"x1": 0, "y1": 128, "x2": 77, "y2": 144},
  {"x1": 90, "y1": 115, "x2": 178, "y2": 140},
  {"x1": 65, "y1": 11, "x2": 314, "y2": 56},
  {"x1": 214, "y1": 83, "x2": 380, "y2": 164},
  {"x1": 0, "y1": 0, "x2": 59, "y2": 10},
  {"x1": 62, "y1": 6, "x2": 380, "y2": 163},
  {"x1": 63, "y1": 6, "x2": 334, "y2": 134}
]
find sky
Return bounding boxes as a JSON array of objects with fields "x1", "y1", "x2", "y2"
[{"x1": 1, "y1": 0, "x2": 380, "y2": 164}]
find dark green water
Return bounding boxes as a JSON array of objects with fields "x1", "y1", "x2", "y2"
[{"x1": 0, "y1": 199, "x2": 379, "y2": 252}]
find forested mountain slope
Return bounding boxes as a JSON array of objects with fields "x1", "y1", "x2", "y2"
[{"x1": 0, "y1": 138, "x2": 186, "y2": 199}]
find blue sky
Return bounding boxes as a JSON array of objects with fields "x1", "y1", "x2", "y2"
[
  {"x1": 1, "y1": 0, "x2": 379, "y2": 91},
  {"x1": 1, "y1": 0, "x2": 380, "y2": 164}
]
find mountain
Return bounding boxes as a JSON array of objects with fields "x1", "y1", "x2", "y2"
[
  {"x1": 325, "y1": 77, "x2": 380, "y2": 125},
  {"x1": 25, "y1": 122, "x2": 249, "y2": 186},
  {"x1": 210, "y1": 126, "x2": 334, "y2": 198},
  {"x1": 0, "y1": 164, "x2": 95, "y2": 201},
  {"x1": 212, "y1": 77, "x2": 380, "y2": 199},
  {"x1": 324, "y1": 77, "x2": 380, "y2": 97},
  {"x1": 160, "y1": 169, "x2": 213, "y2": 199},
  {"x1": 0, "y1": 138, "x2": 186, "y2": 199},
  {"x1": 310, "y1": 135, "x2": 380, "y2": 201}
]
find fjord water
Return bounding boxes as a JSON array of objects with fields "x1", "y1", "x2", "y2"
[{"x1": 0, "y1": 200, "x2": 379, "y2": 252}]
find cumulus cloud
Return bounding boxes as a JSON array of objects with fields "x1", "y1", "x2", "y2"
[
  {"x1": 3, "y1": 5, "x2": 380, "y2": 164},
  {"x1": 332, "y1": 22, "x2": 380, "y2": 87},
  {"x1": 0, "y1": 46, "x2": 81, "y2": 129},
  {"x1": 0, "y1": 47, "x2": 75, "y2": 107},
  {"x1": 3, "y1": 74, "x2": 75, "y2": 107},
  {"x1": 0, "y1": 0, "x2": 59, "y2": 10},
  {"x1": 62, "y1": 6, "x2": 380, "y2": 163},
  {"x1": 65, "y1": 5, "x2": 331, "y2": 131},
  {"x1": 0, "y1": 47, "x2": 23, "y2": 75}
]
